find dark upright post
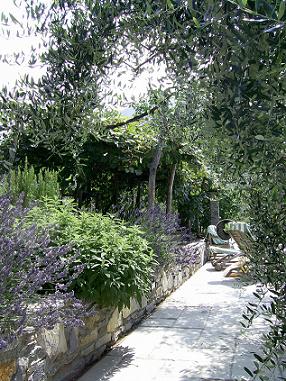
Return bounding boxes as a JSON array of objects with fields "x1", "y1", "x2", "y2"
[{"x1": 210, "y1": 194, "x2": 220, "y2": 226}]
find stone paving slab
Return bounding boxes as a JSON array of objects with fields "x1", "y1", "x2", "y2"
[
  {"x1": 78, "y1": 263, "x2": 283, "y2": 381},
  {"x1": 107, "y1": 327, "x2": 167, "y2": 359}
]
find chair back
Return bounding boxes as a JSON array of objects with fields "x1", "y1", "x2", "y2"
[
  {"x1": 206, "y1": 225, "x2": 230, "y2": 247},
  {"x1": 224, "y1": 222, "x2": 255, "y2": 254}
]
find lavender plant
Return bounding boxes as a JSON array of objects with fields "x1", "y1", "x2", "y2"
[
  {"x1": 0, "y1": 195, "x2": 85, "y2": 351},
  {"x1": 132, "y1": 205, "x2": 188, "y2": 264},
  {"x1": 175, "y1": 241, "x2": 204, "y2": 266}
]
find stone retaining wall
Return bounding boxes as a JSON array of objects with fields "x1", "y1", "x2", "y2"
[{"x1": 0, "y1": 241, "x2": 206, "y2": 381}]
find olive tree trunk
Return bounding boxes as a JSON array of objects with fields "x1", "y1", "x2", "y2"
[
  {"x1": 135, "y1": 182, "x2": 142, "y2": 209},
  {"x1": 148, "y1": 142, "x2": 163, "y2": 210},
  {"x1": 166, "y1": 163, "x2": 177, "y2": 214}
]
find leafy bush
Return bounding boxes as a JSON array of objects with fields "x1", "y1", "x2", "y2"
[
  {"x1": 240, "y1": 183, "x2": 286, "y2": 378},
  {"x1": 132, "y1": 205, "x2": 187, "y2": 264},
  {"x1": 0, "y1": 195, "x2": 84, "y2": 350},
  {"x1": 0, "y1": 158, "x2": 60, "y2": 206},
  {"x1": 26, "y1": 198, "x2": 155, "y2": 310}
]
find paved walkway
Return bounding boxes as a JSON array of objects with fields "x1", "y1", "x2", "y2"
[{"x1": 79, "y1": 263, "x2": 282, "y2": 381}]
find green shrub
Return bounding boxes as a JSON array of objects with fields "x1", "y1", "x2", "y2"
[
  {"x1": 132, "y1": 206, "x2": 187, "y2": 265},
  {"x1": 0, "y1": 158, "x2": 60, "y2": 206},
  {"x1": 26, "y1": 198, "x2": 155, "y2": 310}
]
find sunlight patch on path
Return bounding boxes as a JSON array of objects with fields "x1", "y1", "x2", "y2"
[{"x1": 78, "y1": 263, "x2": 282, "y2": 381}]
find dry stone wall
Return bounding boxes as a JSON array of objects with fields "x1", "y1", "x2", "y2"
[{"x1": 0, "y1": 241, "x2": 206, "y2": 381}]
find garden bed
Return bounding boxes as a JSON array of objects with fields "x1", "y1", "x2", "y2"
[{"x1": 0, "y1": 241, "x2": 206, "y2": 381}]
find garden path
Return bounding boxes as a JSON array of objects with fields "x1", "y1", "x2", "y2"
[{"x1": 78, "y1": 262, "x2": 283, "y2": 381}]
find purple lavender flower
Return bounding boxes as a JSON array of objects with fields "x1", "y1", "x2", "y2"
[
  {"x1": 0, "y1": 195, "x2": 86, "y2": 351},
  {"x1": 131, "y1": 205, "x2": 188, "y2": 264}
]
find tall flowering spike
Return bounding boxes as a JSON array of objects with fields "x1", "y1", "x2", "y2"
[
  {"x1": 0, "y1": 195, "x2": 85, "y2": 351},
  {"x1": 122, "y1": 205, "x2": 189, "y2": 264}
]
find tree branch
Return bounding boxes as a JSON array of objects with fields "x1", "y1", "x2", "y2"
[
  {"x1": 104, "y1": 105, "x2": 158, "y2": 130},
  {"x1": 134, "y1": 52, "x2": 161, "y2": 73},
  {"x1": 104, "y1": 93, "x2": 172, "y2": 130}
]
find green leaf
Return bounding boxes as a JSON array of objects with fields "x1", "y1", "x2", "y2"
[
  {"x1": 255, "y1": 135, "x2": 265, "y2": 141},
  {"x1": 244, "y1": 367, "x2": 253, "y2": 377},
  {"x1": 193, "y1": 16, "x2": 200, "y2": 28},
  {"x1": 278, "y1": 1, "x2": 286, "y2": 20},
  {"x1": 9, "y1": 12, "x2": 22, "y2": 26},
  {"x1": 253, "y1": 353, "x2": 264, "y2": 363},
  {"x1": 166, "y1": 0, "x2": 174, "y2": 10}
]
